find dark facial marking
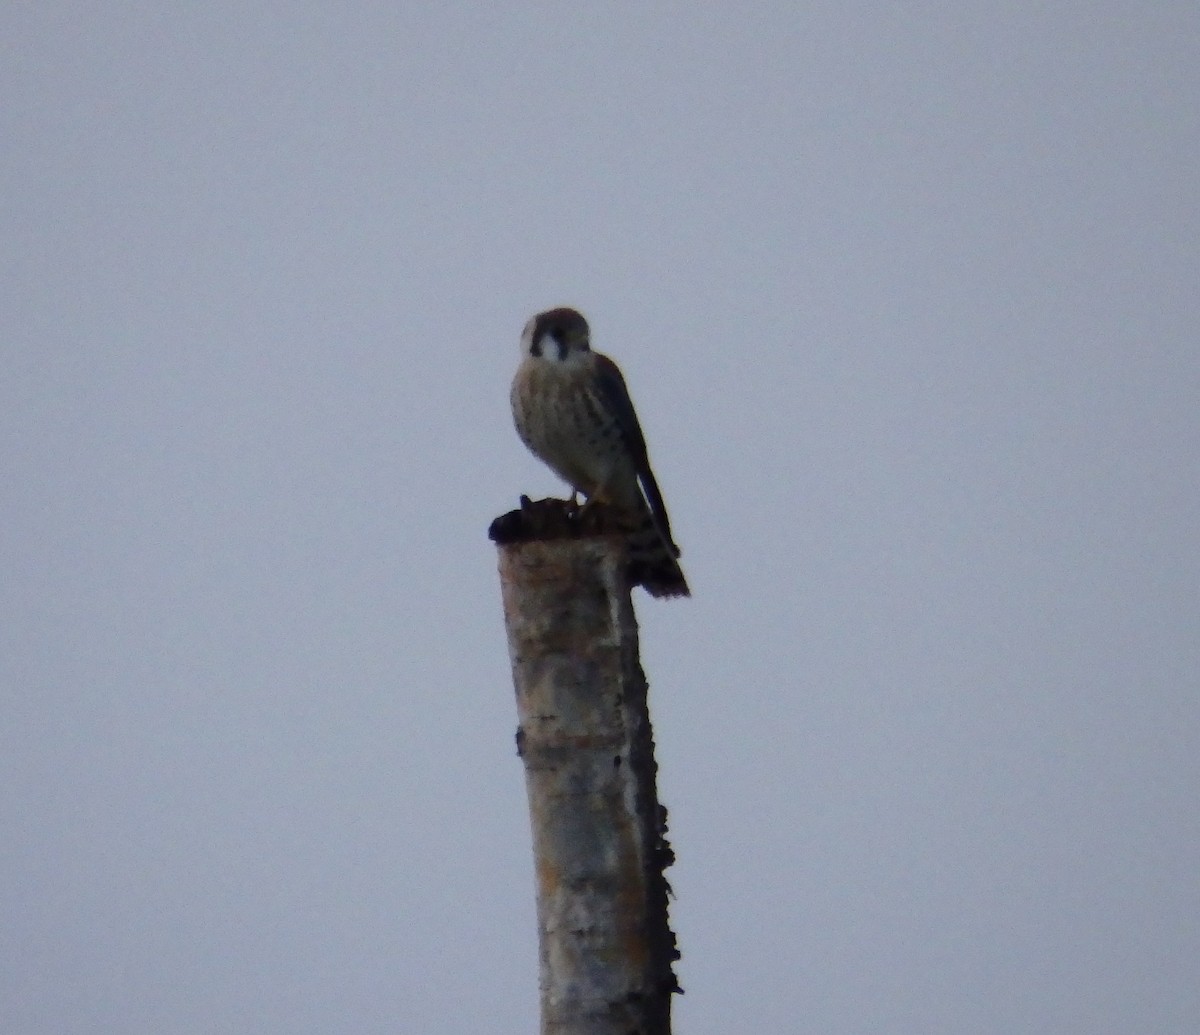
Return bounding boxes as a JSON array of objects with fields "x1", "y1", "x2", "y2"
[{"x1": 550, "y1": 329, "x2": 568, "y2": 361}]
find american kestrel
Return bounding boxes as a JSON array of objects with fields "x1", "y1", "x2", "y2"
[{"x1": 511, "y1": 307, "x2": 690, "y2": 598}]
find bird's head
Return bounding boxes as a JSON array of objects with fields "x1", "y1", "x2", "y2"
[{"x1": 520, "y1": 307, "x2": 591, "y2": 362}]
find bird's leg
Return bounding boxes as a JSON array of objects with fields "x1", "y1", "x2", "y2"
[{"x1": 575, "y1": 478, "x2": 609, "y2": 519}]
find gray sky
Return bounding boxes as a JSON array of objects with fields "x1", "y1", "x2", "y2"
[{"x1": 3, "y1": 4, "x2": 1198, "y2": 1033}]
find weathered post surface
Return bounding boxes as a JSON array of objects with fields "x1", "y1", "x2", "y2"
[{"x1": 490, "y1": 498, "x2": 680, "y2": 1035}]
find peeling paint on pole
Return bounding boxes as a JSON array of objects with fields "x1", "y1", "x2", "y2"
[{"x1": 493, "y1": 509, "x2": 679, "y2": 1035}]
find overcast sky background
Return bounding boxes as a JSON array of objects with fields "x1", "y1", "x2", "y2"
[{"x1": 3, "y1": 4, "x2": 1198, "y2": 1033}]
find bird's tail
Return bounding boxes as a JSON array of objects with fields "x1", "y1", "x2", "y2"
[{"x1": 627, "y1": 510, "x2": 690, "y2": 598}]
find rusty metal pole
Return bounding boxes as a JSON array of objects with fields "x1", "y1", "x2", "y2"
[{"x1": 491, "y1": 504, "x2": 679, "y2": 1035}]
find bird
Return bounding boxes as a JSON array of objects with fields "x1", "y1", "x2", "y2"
[{"x1": 511, "y1": 306, "x2": 690, "y2": 598}]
